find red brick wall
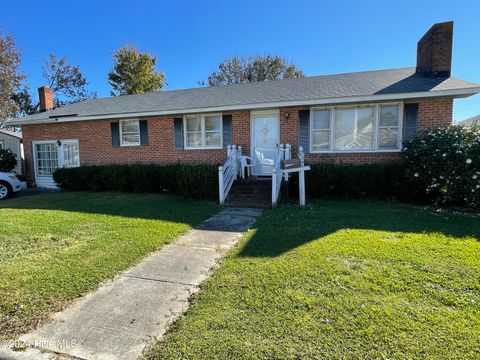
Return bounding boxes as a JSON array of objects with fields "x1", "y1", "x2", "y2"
[
  {"x1": 22, "y1": 97, "x2": 454, "y2": 184},
  {"x1": 416, "y1": 98, "x2": 453, "y2": 130},
  {"x1": 231, "y1": 111, "x2": 250, "y2": 154},
  {"x1": 22, "y1": 115, "x2": 230, "y2": 184}
]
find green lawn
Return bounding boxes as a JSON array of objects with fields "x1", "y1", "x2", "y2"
[
  {"x1": 147, "y1": 200, "x2": 480, "y2": 359},
  {"x1": 0, "y1": 192, "x2": 218, "y2": 339}
]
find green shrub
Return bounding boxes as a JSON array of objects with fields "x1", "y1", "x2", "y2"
[
  {"x1": 402, "y1": 125, "x2": 480, "y2": 209},
  {"x1": 0, "y1": 148, "x2": 18, "y2": 172},
  {"x1": 288, "y1": 163, "x2": 411, "y2": 200},
  {"x1": 53, "y1": 164, "x2": 219, "y2": 200}
]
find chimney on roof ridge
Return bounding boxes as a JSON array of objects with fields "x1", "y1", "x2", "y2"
[
  {"x1": 416, "y1": 21, "x2": 453, "y2": 77},
  {"x1": 38, "y1": 86, "x2": 54, "y2": 112}
]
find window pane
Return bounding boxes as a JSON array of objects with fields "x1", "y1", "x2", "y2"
[
  {"x1": 357, "y1": 107, "x2": 374, "y2": 148},
  {"x1": 121, "y1": 120, "x2": 140, "y2": 145},
  {"x1": 334, "y1": 108, "x2": 355, "y2": 150},
  {"x1": 312, "y1": 130, "x2": 329, "y2": 150},
  {"x1": 334, "y1": 108, "x2": 374, "y2": 150},
  {"x1": 205, "y1": 116, "x2": 221, "y2": 131},
  {"x1": 380, "y1": 106, "x2": 399, "y2": 126},
  {"x1": 379, "y1": 128, "x2": 398, "y2": 148},
  {"x1": 205, "y1": 131, "x2": 221, "y2": 146},
  {"x1": 187, "y1": 132, "x2": 202, "y2": 147},
  {"x1": 313, "y1": 110, "x2": 330, "y2": 130},
  {"x1": 121, "y1": 120, "x2": 139, "y2": 133},
  {"x1": 63, "y1": 143, "x2": 80, "y2": 168},
  {"x1": 122, "y1": 134, "x2": 140, "y2": 145},
  {"x1": 186, "y1": 117, "x2": 202, "y2": 132}
]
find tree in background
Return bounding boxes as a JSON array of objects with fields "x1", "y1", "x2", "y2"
[
  {"x1": 108, "y1": 45, "x2": 166, "y2": 96},
  {"x1": 204, "y1": 55, "x2": 304, "y2": 86},
  {"x1": 0, "y1": 32, "x2": 25, "y2": 125},
  {"x1": 11, "y1": 86, "x2": 37, "y2": 117},
  {"x1": 43, "y1": 54, "x2": 96, "y2": 106}
]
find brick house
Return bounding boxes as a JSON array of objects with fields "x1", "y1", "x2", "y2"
[{"x1": 7, "y1": 21, "x2": 480, "y2": 190}]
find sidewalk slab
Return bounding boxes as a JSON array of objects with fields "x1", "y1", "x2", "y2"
[
  {"x1": 123, "y1": 245, "x2": 220, "y2": 285},
  {"x1": 22, "y1": 277, "x2": 192, "y2": 360},
  {"x1": 11, "y1": 207, "x2": 261, "y2": 360}
]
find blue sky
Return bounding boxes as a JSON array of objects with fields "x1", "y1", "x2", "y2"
[{"x1": 2, "y1": 0, "x2": 479, "y2": 121}]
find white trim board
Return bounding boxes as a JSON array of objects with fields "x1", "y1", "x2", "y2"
[{"x1": 7, "y1": 87, "x2": 480, "y2": 126}]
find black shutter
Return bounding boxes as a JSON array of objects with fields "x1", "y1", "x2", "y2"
[
  {"x1": 222, "y1": 114, "x2": 232, "y2": 148},
  {"x1": 139, "y1": 120, "x2": 148, "y2": 145},
  {"x1": 174, "y1": 118, "x2": 184, "y2": 149},
  {"x1": 403, "y1": 104, "x2": 419, "y2": 141},
  {"x1": 111, "y1": 122, "x2": 120, "y2": 147},
  {"x1": 298, "y1": 110, "x2": 310, "y2": 153}
]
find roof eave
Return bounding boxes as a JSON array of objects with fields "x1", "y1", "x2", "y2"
[{"x1": 6, "y1": 87, "x2": 480, "y2": 126}]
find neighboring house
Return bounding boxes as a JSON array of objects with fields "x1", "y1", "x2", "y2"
[
  {"x1": 6, "y1": 21, "x2": 480, "y2": 189},
  {"x1": 0, "y1": 129, "x2": 24, "y2": 174},
  {"x1": 458, "y1": 115, "x2": 480, "y2": 126}
]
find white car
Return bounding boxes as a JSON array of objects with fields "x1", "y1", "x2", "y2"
[{"x1": 0, "y1": 172, "x2": 27, "y2": 200}]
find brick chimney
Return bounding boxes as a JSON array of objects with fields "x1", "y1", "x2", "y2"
[
  {"x1": 38, "y1": 86, "x2": 54, "y2": 112},
  {"x1": 416, "y1": 21, "x2": 453, "y2": 77}
]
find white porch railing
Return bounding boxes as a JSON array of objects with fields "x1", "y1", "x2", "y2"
[
  {"x1": 218, "y1": 145, "x2": 241, "y2": 204},
  {"x1": 272, "y1": 144, "x2": 290, "y2": 206},
  {"x1": 272, "y1": 144, "x2": 310, "y2": 207}
]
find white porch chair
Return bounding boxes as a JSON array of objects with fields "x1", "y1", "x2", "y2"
[{"x1": 240, "y1": 155, "x2": 255, "y2": 179}]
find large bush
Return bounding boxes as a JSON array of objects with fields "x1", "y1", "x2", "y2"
[
  {"x1": 0, "y1": 148, "x2": 17, "y2": 172},
  {"x1": 289, "y1": 163, "x2": 410, "y2": 200},
  {"x1": 402, "y1": 125, "x2": 480, "y2": 209},
  {"x1": 53, "y1": 164, "x2": 218, "y2": 200}
]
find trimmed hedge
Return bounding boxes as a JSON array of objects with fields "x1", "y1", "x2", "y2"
[
  {"x1": 54, "y1": 163, "x2": 414, "y2": 203},
  {"x1": 53, "y1": 164, "x2": 218, "y2": 200},
  {"x1": 288, "y1": 163, "x2": 414, "y2": 201}
]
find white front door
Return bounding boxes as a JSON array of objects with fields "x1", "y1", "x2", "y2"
[
  {"x1": 251, "y1": 114, "x2": 280, "y2": 176},
  {"x1": 33, "y1": 140, "x2": 80, "y2": 188}
]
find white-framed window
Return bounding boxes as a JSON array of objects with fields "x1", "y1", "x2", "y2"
[
  {"x1": 378, "y1": 105, "x2": 400, "y2": 149},
  {"x1": 0, "y1": 140, "x2": 4, "y2": 149},
  {"x1": 62, "y1": 141, "x2": 80, "y2": 168},
  {"x1": 184, "y1": 114, "x2": 222, "y2": 149},
  {"x1": 120, "y1": 119, "x2": 141, "y2": 146},
  {"x1": 310, "y1": 103, "x2": 402, "y2": 152},
  {"x1": 311, "y1": 109, "x2": 331, "y2": 151}
]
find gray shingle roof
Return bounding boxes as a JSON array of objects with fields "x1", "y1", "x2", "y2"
[
  {"x1": 0, "y1": 129, "x2": 22, "y2": 139},
  {"x1": 458, "y1": 115, "x2": 480, "y2": 126},
  {"x1": 7, "y1": 67, "x2": 480, "y2": 125}
]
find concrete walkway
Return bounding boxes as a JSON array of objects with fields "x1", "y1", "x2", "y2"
[{"x1": 1, "y1": 207, "x2": 262, "y2": 360}]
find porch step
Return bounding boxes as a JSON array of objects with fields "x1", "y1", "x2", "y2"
[{"x1": 225, "y1": 177, "x2": 272, "y2": 208}]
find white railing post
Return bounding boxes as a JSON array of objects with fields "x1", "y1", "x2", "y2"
[
  {"x1": 298, "y1": 146, "x2": 305, "y2": 168},
  {"x1": 272, "y1": 169, "x2": 277, "y2": 206},
  {"x1": 218, "y1": 165, "x2": 224, "y2": 204},
  {"x1": 299, "y1": 167, "x2": 305, "y2": 206},
  {"x1": 298, "y1": 146, "x2": 305, "y2": 206},
  {"x1": 285, "y1": 144, "x2": 291, "y2": 160},
  {"x1": 236, "y1": 145, "x2": 241, "y2": 177}
]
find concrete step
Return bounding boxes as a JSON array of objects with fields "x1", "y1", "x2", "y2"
[{"x1": 225, "y1": 177, "x2": 273, "y2": 208}]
